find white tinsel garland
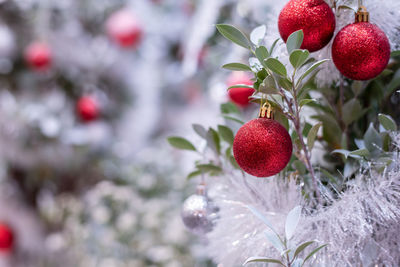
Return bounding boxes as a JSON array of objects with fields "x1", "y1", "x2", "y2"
[{"x1": 206, "y1": 132, "x2": 400, "y2": 266}]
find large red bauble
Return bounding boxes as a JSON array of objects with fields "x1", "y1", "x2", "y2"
[
  {"x1": 24, "y1": 41, "x2": 52, "y2": 71},
  {"x1": 226, "y1": 72, "x2": 255, "y2": 107},
  {"x1": 278, "y1": 0, "x2": 335, "y2": 52},
  {"x1": 106, "y1": 10, "x2": 142, "y2": 48},
  {"x1": 332, "y1": 22, "x2": 390, "y2": 80},
  {"x1": 233, "y1": 118, "x2": 292, "y2": 177},
  {"x1": 77, "y1": 96, "x2": 99, "y2": 122},
  {"x1": 0, "y1": 223, "x2": 14, "y2": 252}
]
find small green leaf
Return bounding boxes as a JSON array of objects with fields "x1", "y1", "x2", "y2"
[
  {"x1": 255, "y1": 46, "x2": 270, "y2": 67},
  {"x1": 286, "y1": 30, "x2": 304, "y2": 54},
  {"x1": 250, "y1": 25, "x2": 266, "y2": 46},
  {"x1": 285, "y1": 206, "x2": 302, "y2": 240},
  {"x1": 207, "y1": 128, "x2": 221, "y2": 155},
  {"x1": 299, "y1": 99, "x2": 316, "y2": 107},
  {"x1": 247, "y1": 205, "x2": 278, "y2": 234},
  {"x1": 350, "y1": 148, "x2": 369, "y2": 157},
  {"x1": 227, "y1": 84, "x2": 254, "y2": 91},
  {"x1": 391, "y1": 50, "x2": 400, "y2": 57},
  {"x1": 259, "y1": 75, "x2": 278, "y2": 94},
  {"x1": 187, "y1": 170, "x2": 202, "y2": 180},
  {"x1": 192, "y1": 124, "x2": 207, "y2": 139},
  {"x1": 220, "y1": 102, "x2": 240, "y2": 114},
  {"x1": 222, "y1": 63, "x2": 252, "y2": 71},
  {"x1": 218, "y1": 125, "x2": 235, "y2": 145},
  {"x1": 229, "y1": 155, "x2": 240, "y2": 169},
  {"x1": 302, "y1": 244, "x2": 328, "y2": 266},
  {"x1": 297, "y1": 59, "x2": 329, "y2": 85},
  {"x1": 222, "y1": 115, "x2": 245, "y2": 124},
  {"x1": 167, "y1": 137, "x2": 196, "y2": 151},
  {"x1": 265, "y1": 58, "x2": 287, "y2": 77},
  {"x1": 264, "y1": 230, "x2": 284, "y2": 253},
  {"x1": 331, "y1": 149, "x2": 350, "y2": 159},
  {"x1": 364, "y1": 123, "x2": 383, "y2": 153},
  {"x1": 243, "y1": 257, "x2": 284, "y2": 266},
  {"x1": 342, "y1": 99, "x2": 363, "y2": 126},
  {"x1": 294, "y1": 241, "x2": 315, "y2": 259},
  {"x1": 269, "y1": 38, "x2": 280, "y2": 55},
  {"x1": 216, "y1": 24, "x2": 251, "y2": 49},
  {"x1": 278, "y1": 77, "x2": 292, "y2": 90},
  {"x1": 196, "y1": 163, "x2": 222, "y2": 173},
  {"x1": 290, "y1": 49, "x2": 310, "y2": 69},
  {"x1": 307, "y1": 122, "x2": 322, "y2": 150},
  {"x1": 378, "y1": 113, "x2": 397, "y2": 131}
]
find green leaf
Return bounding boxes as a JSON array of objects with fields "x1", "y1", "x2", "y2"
[
  {"x1": 342, "y1": 99, "x2": 363, "y2": 126},
  {"x1": 285, "y1": 206, "x2": 302, "y2": 240},
  {"x1": 220, "y1": 102, "x2": 240, "y2": 114},
  {"x1": 302, "y1": 244, "x2": 328, "y2": 266},
  {"x1": 364, "y1": 123, "x2": 383, "y2": 153},
  {"x1": 350, "y1": 148, "x2": 370, "y2": 157},
  {"x1": 385, "y1": 69, "x2": 400, "y2": 97},
  {"x1": 227, "y1": 84, "x2": 254, "y2": 91},
  {"x1": 293, "y1": 160, "x2": 307, "y2": 175},
  {"x1": 351, "y1": 81, "x2": 363, "y2": 96},
  {"x1": 250, "y1": 25, "x2": 266, "y2": 46},
  {"x1": 192, "y1": 124, "x2": 207, "y2": 139},
  {"x1": 216, "y1": 24, "x2": 251, "y2": 49},
  {"x1": 299, "y1": 99, "x2": 316, "y2": 108},
  {"x1": 264, "y1": 230, "x2": 284, "y2": 253},
  {"x1": 269, "y1": 38, "x2": 280, "y2": 55},
  {"x1": 167, "y1": 136, "x2": 196, "y2": 151},
  {"x1": 331, "y1": 149, "x2": 350, "y2": 159},
  {"x1": 243, "y1": 257, "x2": 284, "y2": 266},
  {"x1": 218, "y1": 125, "x2": 235, "y2": 145},
  {"x1": 222, "y1": 115, "x2": 245, "y2": 125},
  {"x1": 196, "y1": 163, "x2": 222, "y2": 173},
  {"x1": 222, "y1": 63, "x2": 252, "y2": 71},
  {"x1": 247, "y1": 205, "x2": 278, "y2": 234},
  {"x1": 259, "y1": 75, "x2": 278, "y2": 94},
  {"x1": 378, "y1": 113, "x2": 397, "y2": 131},
  {"x1": 307, "y1": 122, "x2": 322, "y2": 150},
  {"x1": 294, "y1": 241, "x2": 315, "y2": 259},
  {"x1": 297, "y1": 59, "x2": 329, "y2": 85},
  {"x1": 278, "y1": 77, "x2": 292, "y2": 91},
  {"x1": 255, "y1": 46, "x2": 270, "y2": 68},
  {"x1": 290, "y1": 49, "x2": 309, "y2": 69},
  {"x1": 187, "y1": 170, "x2": 202, "y2": 180},
  {"x1": 286, "y1": 30, "x2": 304, "y2": 54},
  {"x1": 206, "y1": 128, "x2": 221, "y2": 155},
  {"x1": 229, "y1": 155, "x2": 240, "y2": 169},
  {"x1": 391, "y1": 50, "x2": 400, "y2": 57},
  {"x1": 265, "y1": 58, "x2": 287, "y2": 77}
]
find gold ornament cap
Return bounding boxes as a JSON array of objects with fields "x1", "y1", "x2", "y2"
[
  {"x1": 259, "y1": 102, "x2": 274, "y2": 119},
  {"x1": 355, "y1": 6, "x2": 369, "y2": 22}
]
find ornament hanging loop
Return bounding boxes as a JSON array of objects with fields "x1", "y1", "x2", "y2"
[
  {"x1": 258, "y1": 101, "x2": 274, "y2": 119},
  {"x1": 355, "y1": 6, "x2": 369, "y2": 23}
]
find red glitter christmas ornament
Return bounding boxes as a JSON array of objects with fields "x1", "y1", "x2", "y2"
[
  {"x1": 77, "y1": 96, "x2": 99, "y2": 122},
  {"x1": 278, "y1": 0, "x2": 335, "y2": 52},
  {"x1": 226, "y1": 72, "x2": 255, "y2": 107},
  {"x1": 233, "y1": 107, "x2": 292, "y2": 177},
  {"x1": 0, "y1": 223, "x2": 14, "y2": 252},
  {"x1": 332, "y1": 7, "x2": 390, "y2": 80},
  {"x1": 106, "y1": 9, "x2": 143, "y2": 48},
  {"x1": 24, "y1": 41, "x2": 52, "y2": 71}
]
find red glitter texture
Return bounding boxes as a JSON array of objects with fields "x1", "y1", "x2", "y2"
[
  {"x1": 233, "y1": 118, "x2": 293, "y2": 177},
  {"x1": 0, "y1": 223, "x2": 14, "y2": 252},
  {"x1": 332, "y1": 22, "x2": 390, "y2": 81},
  {"x1": 24, "y1": 42, "x2": 52, "y2": 71},
  {"x1": 278, "y1": 0, "x2": 335, "y2": 52},
  {"x1": 77, "y1": 96, "x2": 99, "y2": 122},
  {"x1": 226, "y1": 72, "x2": 255, "y2": 107}
]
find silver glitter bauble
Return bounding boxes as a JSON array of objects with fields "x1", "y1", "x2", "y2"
[{"x1": 181, "y1": 185, "x2": 216, "y2": 235}]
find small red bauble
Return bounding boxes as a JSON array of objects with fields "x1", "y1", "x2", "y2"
[
  {"x1": 106, "y1": 10, "x2": 143, "y2": 48},
  {"x1": 24, "y1": 41, "x2": 52, "y2": 71},
  {"x1": 278, "y1": 0, "x2": 336, "y2": 52},
  {"x1": 77, "y1": 96, "x2": 99, "y2": 122},
  {"x1": 332, "y1": 22, "x2": 390, "y2": 80},
  {"x1": 0, "y1": 223, "x2": 14, "y2": 252},
  {"x1": 226, "y1": 72, "x2": 255, "y2": 107},
  {"x1": 233, "y1": 118, "x2": 292, "y2": 177}
]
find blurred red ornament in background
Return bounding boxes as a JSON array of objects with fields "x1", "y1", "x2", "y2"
[
  {"x1": 233, "y1": 118, "x2": 292, "y2": 177},
  {"x1": 278, "y1": 0, "x2": 335, "y2": 52},
  {"x1": 332, "y1": 22, "x2": 390, "y2": 80},
  {"x1": 24, "y1": 41, "x2": 52, "y2": 71},
  {"x1": 77, "y1": 96, "x2": 99, "y2": 122},
  {"x1": 226, "y1": 72, "x2": 255, "y2": 107},
  {"x1": 0, "y1": 223, "x2": 14, "y2": 252},
  {"x1": 106, "y1": 10, "x2": 143, "y2": 48}
]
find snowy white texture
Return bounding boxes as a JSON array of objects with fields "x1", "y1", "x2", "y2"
[
  {"x1": 206, "y1": 133, "x2": 400, "y2": 266},
  {"x1": 251, "y1": 0, "x2": 400, "y2": 86}
]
